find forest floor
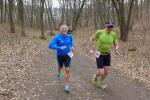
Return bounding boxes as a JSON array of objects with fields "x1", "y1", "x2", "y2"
[{"x1": 0, "y1": 24, "x2": 150, "y2": 100}]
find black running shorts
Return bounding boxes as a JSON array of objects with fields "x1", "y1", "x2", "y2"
[
  {"x1": 96, "y1": 54, "x2": 111, "y2": 69},
  {"x1": 57, "y1": 55, "x2": 71, "y2": 67}
]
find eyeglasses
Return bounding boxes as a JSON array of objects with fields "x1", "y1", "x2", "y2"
[
  {"x1": 62, "y1": 27, "x2": 67, "y2": 29},
  {"x1": 107, "y1": 26, "x2": 113, "y2": 28}
]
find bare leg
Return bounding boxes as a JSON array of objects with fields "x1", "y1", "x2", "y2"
[
  {"x1": 98, "y1": 68, "x2": 105, "y2": 81},
  {"x1": 95, "y1": 67, "x2": 109, "y2": 89},
  {"x1": 58, "y1": 67, "x2": 62, "y2": 73},
  {"x1": 56, "y1": 67, "x2": 62, "y2": 78},
  {"x1": 64, "y1": 67, "x2": 71, "y2": 85},
  {"x1": 99, "y1": 66, "x2": 110, "y2": 80},
  {"x1": 96, "y1": 70, "x2": 100, "y2": 77}
]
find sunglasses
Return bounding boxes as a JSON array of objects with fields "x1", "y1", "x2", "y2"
[{"x1": 107, "y1": 26, "x2": 113, "y2": 28}]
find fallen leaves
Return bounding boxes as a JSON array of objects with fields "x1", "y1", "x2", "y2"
[{"x1": 0, "y1": 33, "x2": 43, "y2": 99}]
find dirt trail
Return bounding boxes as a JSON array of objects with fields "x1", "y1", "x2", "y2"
[{"x1": 27, "y1": 47, "x2": 150, "y2": 100}]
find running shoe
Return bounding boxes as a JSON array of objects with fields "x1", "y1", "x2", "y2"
[
  {"x1": 96, "y1": 81, "x2": 107, "y2": 89},
  {"x1": 92, "y1": 74, "x2": 97, "y2": 85},
  {"x1": 64, "y1": 85, "x2": 70, "y2": 93},
  {"x1": 56, "y1": 72, "x2": 62, "y2": 79}
]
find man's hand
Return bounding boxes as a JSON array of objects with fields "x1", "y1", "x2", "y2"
[
  {"x1": 115, "y1": 49, "x2": 118, "y2": 55},
  {"x1": 71, "y1": 46, "x2": 75, "y2": 52},
  {"x1": 60, "y1": 46, "x2": 66, "y2": 50},
  {"x1": 114, "y1": 44, "x2": 119, "y2": 55},
  {"x1": 89, "y1": 49, "x2": 95, "y2": 55}
]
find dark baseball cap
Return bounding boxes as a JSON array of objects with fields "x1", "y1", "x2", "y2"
[{"x1": 106, "y1": 22, "x2": 114, "y2": 27}]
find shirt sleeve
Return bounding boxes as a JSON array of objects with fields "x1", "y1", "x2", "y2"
[
  {"x1": 48, "y1": 36, "x2": 61, "y2": 50},
  {"x1": 92, "y1": 30, "x2": 102, "y2": 40},
  {"x1": 113, "y1": 32, "x2": 118, "y2": 44},
  {"x1": 70, "y1": 36, "x2": 75, "y2": 47}
]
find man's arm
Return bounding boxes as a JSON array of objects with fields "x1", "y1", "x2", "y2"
[
  {"x1": 113, "y1": 34, "x2": 119, "y2": 54},
  {"x1": 114, "y1": 41, "x2": 119, "y2": 49},
  {"x1": 89, "y1": 30, "x2": 101, "y2": 51},
  {"x1": 70, "y1": 36, "x2": 75, "y2": 51},
  {"x1": 48, "y1": 36, "x2": 61, "y2": 50},
  {"x1": 89, "y1": 35, "x2": 95, "y2": 52}
]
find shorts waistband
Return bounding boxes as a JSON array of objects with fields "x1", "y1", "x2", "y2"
[
  {"x1": 97, "y1": 51, "x2": 110, "y2": 55},
  {"x1": 101, "y1": 52, "x2": 110, "y2": 55}
]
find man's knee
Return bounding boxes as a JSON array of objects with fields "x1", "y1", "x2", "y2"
[
  {"x1": 98, "y1": 69, "x2": 105, "y2": 76},
  {"x1": 65, "y1": 68, "x2": 70, "y2": 73},
  {"x1": 104, "y1": 66, "x2": 110, "y2": 74},
  {"x1": 58, "y1": 67, "x2": 62, "y2": 70}
]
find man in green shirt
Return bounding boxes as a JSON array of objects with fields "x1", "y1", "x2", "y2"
[{"x1": 89, "y1": 22, "x2": 119, "y2": 89}]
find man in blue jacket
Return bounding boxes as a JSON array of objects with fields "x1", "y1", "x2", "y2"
[{"x1": 48, "y1": 25, "x2": 75, "y2": 92}]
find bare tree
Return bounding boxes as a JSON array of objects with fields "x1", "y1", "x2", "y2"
[
  {"x1": 144, "y1": 0, "x2": 150, "y2": 27},
  {"x1": 8, "y1": 0, "x2": 15, "y2": 33},
  {"x1": 17, "y1": 0, "x2": 26, "y2": 36},
  {"x1": 112, "y1": 0, "x2": 135, "y2": 41},
  {"x1": 4, "y1": 0, "x2": 7, "y2": 22},
  {"x1": 47, "y1": 0, "x2": 56, "y2": 30},
  {"x1": 135, "y1": 0, "x2": 139, "y2": 21},
  {"x1": 0, "y1": 0, "x2": 4, "y2": 23},
  {"x1": 72, "y1": 0, "x2": 87, "y2": 31},
  {"x1": 2, "y1": 0, "x2": 149, "y2": 42},
  {"x1": 40, "y1": 0, "x2": 45, "y2": 39},
  {"x1": 30, "y1": 0, "x2": 35, "y2": 28}
]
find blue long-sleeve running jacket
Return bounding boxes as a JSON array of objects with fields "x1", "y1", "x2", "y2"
[{"x1": 48, "y1": 33, "x2": 75, "y2": 55}]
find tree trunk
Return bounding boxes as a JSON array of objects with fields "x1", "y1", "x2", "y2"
[
  {"x1": 8, "y1": 0, "x2": 15, "y2": 33},
  {"x1": 0, "y1": 0, "x2": 3, "y2": 23},
  {"x1": 123, "y1": 0, "x2": 135, "y2": 41},
  {"x1": 45, "y1": 0, "x2": 53, "y2": 34},
  {"x1": 18, "y1": 0, "x2": 26, "y2": 36},
  {"x1": 93, "y1": 0, "x2": 98, "y2": 29},
  {"x1": 47, "y1": 0, "x2": 56, "y2": 30},
  {"x1": 40, "y1": 0, "x2": 45, "y2": 39},
  {"x1": 4, "y1": 0, "x2": 7, "y2": 22},
  {"x1": 112, "y1": 7, "x2": 116, "y2": 25},
  {"x1": 135, "y1": 0, "x2": 139, "y2": 21},
  {"x1": 72, "y1": 0, "x2": 87, "y2": 31},
  {"x1": 30, "y1": 0, "x2": 34, "y2": 28},
  {"x1": 146, "y1": 0, "x2": 150, "y2": 27},
  {"x1": 140, "y1": 0, "x2": 143, "y2": 18},
  {"x1": 59, "y1": 5, "x2": 65, "y2": 27},
  {"x1": 66, "y1": 0, "x2": 70, "y2": 26},
  {"x1": 112, "y1": 0, "x2": 135, "y2": 41}
]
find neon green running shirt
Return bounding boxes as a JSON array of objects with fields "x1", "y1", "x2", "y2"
[{"x1": 92, "y1": 29, "x2": 117, "y2": 53}]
